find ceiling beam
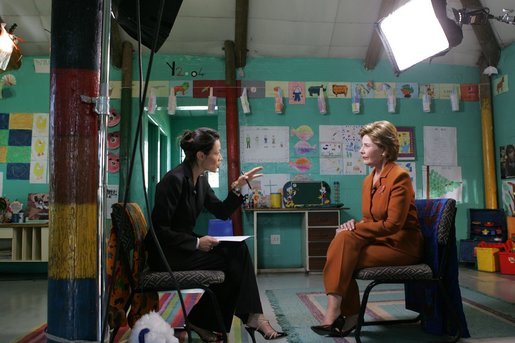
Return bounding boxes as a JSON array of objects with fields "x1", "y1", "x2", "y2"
[
  {"x1": 460, "y1": 0, "x2": 501, "y2": 66},
  {"x1": 235, "y1": 0, "x2": 249, "y2": 68},
  {"x1": 363, "y1": 0, "x2": 397, "y2": 71}
]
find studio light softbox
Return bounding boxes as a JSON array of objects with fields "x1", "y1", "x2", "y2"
[{"x1": 112, "y1": 0, "x2": 183, "y2": 52}]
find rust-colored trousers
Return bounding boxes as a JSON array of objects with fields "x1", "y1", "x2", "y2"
[{"x1": 323, "y1": 230, "x2": 421, "y2": 316}]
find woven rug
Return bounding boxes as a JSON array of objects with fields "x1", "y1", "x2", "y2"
[
  {"x1": 14, "y1": 292, "x2": 250, "y2": 343},
  {"x1": 266, "y1": 285, "x2": 515, "y2": 343}
]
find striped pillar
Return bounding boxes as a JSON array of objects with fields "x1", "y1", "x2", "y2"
[{"x1": 47, "y1": 0, "x2": 101, "y2": 340}]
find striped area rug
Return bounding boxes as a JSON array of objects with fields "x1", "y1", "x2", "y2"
[
  {"x1": 15, "y1": 292, "x2": 250, "y2": 343},
  {"x1": 266, "y1": 285, "x2": 515, "y2": 343}
]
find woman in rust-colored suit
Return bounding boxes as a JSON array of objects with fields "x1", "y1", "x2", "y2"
[{"x1": 312, "y1": 120, "x2": 424, "y2": 337}]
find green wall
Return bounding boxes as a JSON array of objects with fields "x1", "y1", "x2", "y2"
[
  {"x1": 1, "y1": 52, "x2": 505, "y2": 269},
  {"x1": 493, "y1": 43, "x2": 515, "y2": 216},
  {"x1": 139, "y1": 54, "x2": 485, "y2": 267}
]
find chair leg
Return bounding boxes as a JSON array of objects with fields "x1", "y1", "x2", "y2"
[
  {"x1": 354, "y1": 280, "x2": 378, "y2": 343},
  {"x1": 355, "y1": 280, "x2": 423, "y2": 343},
  {"x1": 202, "y1": 286, "x2": 228, "y2": 343}
]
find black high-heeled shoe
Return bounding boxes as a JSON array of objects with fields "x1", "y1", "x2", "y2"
[
  {"x1": 311, "y1": 315, "x2": 355, "y2": 337},
  {"x1": 245, "y1": 319, "x2": 287, "y2": 343}
]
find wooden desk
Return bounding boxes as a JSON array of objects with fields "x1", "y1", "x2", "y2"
[
  {"x1": 0, "y1": 222, "x2": 49, "y2": 262},
  {"x1": 244, "y1": 207, "x2": 347, "y2": 273}
]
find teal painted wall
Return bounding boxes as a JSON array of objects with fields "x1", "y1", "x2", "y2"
[
  {"x1": 140, "y1": 54, "x2": 485, "y2": 267},
  {"x1": 492, "y1": 43, "x2": 515, "y2": 216},
  {"x1": 233, "y1": 57, "x2": 484, "y2": 267},
  {"x1": 1, "y1": 52, "x2": 502, "y2": 269}
]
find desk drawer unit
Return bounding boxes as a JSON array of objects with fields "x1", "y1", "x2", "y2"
[{"x1": 307, "y1": 210, "x2": 339, "y2": 271}]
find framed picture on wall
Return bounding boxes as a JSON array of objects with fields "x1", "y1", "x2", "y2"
[
  {"x1": 26, "y1": 193, "x2": 49, "y2": 222},
  {"x1": 397, "y1": 127, "x2": 415, "y2": 160},
  {"x1": 500, "y1": 144, "x2": 515, "y2": 179}
]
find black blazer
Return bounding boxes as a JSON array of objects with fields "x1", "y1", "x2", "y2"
[{"x1": 145, "y1": 162, "x2": 242, "y2": 261}]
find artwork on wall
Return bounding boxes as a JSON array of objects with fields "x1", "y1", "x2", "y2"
[
  {"x1": 0, "y1": 112, "x2": 49, "y2": 182},
  {"x1": 26, "y1": 192, "x2": 49, "y2": 222},
  {"x1": 319, "y1": 125, "x2": 365, "y2": 175},
  {"x1": 494, "y1": 74, "x2": 509, "y2": 95},
  {"x1": 422, "y1": 166, "x2": 463, "y2": 202},
  {"x1": 501, "y1": 180, "x2": 515, "y2": 216},
  {"x1": 398, "y1": 161, "x2": 417, "y2": 192},
  {"x1": 240, "y1": 126, "x2": 289, "y2": 163},
  {"x1": 288, "y1": 82, "x2": 305, "y2": 104},
  {"x1": 500, "y1": 144, "x2": 515, "y2": 179},
  {"x1": 397, "y1": 127, "x2": 415, "y2": 160},
  {"x1": 423, "y1": 126, "x2": 457, "y2": 166}
]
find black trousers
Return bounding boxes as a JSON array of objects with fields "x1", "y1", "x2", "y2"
[{"x1": 150, "y1": 241, "x2": 262, "y2": 332}]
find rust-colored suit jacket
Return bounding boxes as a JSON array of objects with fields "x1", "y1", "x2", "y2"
[{"x1": 355, "y1": 162, "x2": 423, "y2": 259}]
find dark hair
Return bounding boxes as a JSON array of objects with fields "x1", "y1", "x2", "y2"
[
  {"x1": 180, "y1": 127, "x2": 220, "y2": 164},
  {"x1": 359, "y1": 120, "x2": 400, "y2": 162}
]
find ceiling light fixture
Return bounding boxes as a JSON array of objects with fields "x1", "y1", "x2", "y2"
[
  {"x1": 453, "y1": 8, "x2": 515, "y2": 26},
  {"x1": 376, "y1": 0, "x2": 463, "y2": 75}
]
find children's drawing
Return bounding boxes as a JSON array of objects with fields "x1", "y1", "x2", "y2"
[
  {"x1": 328, "y1": 83, "x2": 351, "y2": 98},
  {"x1": 290, "y1": 157, "x2": 312, "y2": 172},
  {"x1": 294, "y1": 140, "x2": 316, "y2": 155},
  {"x1": 291, "y1": 125, "x2": 314, "y2": 141},
  {"x1": 494, "y1": 75, "x2": 509, "y2": 95},
  {"x1": 397, "y1": 83, "x2": 419, "y2": 98},
  {"x1": 288, "y1": 82, "x2": 305, "y2": 104}
]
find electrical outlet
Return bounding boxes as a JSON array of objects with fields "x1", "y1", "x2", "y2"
[{"x1": 270, "y1": 234, "x2": 281, "y2": 245}]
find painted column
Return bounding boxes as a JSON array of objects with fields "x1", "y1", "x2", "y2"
[
  {"x1": 224, "y1": 40, "x2": 243, "y2": 235},
  {"x1": 479, "y1": 69, "x2": 498, "y2": 209},
  {"x1": 47, "y1": 0, "x2": 101, "y2": 340}
]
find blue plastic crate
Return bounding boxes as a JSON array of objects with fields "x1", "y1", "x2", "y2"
[{"x1": 459, "y1": 239, "x2": 480, "y2": 263}]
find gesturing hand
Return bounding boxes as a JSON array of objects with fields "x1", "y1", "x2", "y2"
[{"x1": 231, "y1": 166, "x2": 264, "y2": 189}]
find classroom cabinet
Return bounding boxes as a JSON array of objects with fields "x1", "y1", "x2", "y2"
[{"x1": 0, "y1": 223, "x2": 49, "y2": 262}]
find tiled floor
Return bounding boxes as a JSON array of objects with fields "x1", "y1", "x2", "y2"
[{"x1": 1, "y1": 266, "x2": 513, "y2": 343}]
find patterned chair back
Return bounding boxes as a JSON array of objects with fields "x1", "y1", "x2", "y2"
[
  {"x1": 107, "y1": 203, "x2": 159, "y2": 335},
  {"x1": 415, "y1": 198, "x2": 456, "y2": 275}
]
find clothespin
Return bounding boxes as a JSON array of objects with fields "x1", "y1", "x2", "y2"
[
  {"x1": 168, "y1": 87, "x2": 176, "y2": 115},
  {"x1": 207, "y1": 87, "x2": 216, "y2": 113},
  {"x1": 147, "y1": 87, "x2": 157, "y2": 114},
  {"x1": 241, "y1": 87, "x2": 251, "y2": 114},
  {"x1": 318, "y1": 87, "x2": 327, "y2": 114},
  {"x1": 450, "y1": 87, "x2": 459, "y2": 112},
  {"x1": 352, "y1": 86, "x2": 360, "y2": 114},
  {"x1": 274, "y1": 86, "x2": 284, "y2": 114}
]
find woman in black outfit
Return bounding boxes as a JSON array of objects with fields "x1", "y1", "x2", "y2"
[{"x1": 145, "y1": 127, "x2": 286, "y2": 342}]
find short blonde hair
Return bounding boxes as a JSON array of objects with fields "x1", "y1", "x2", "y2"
[{"x1": 359, "y1": 121, "x2": 400, "y2": 162}]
